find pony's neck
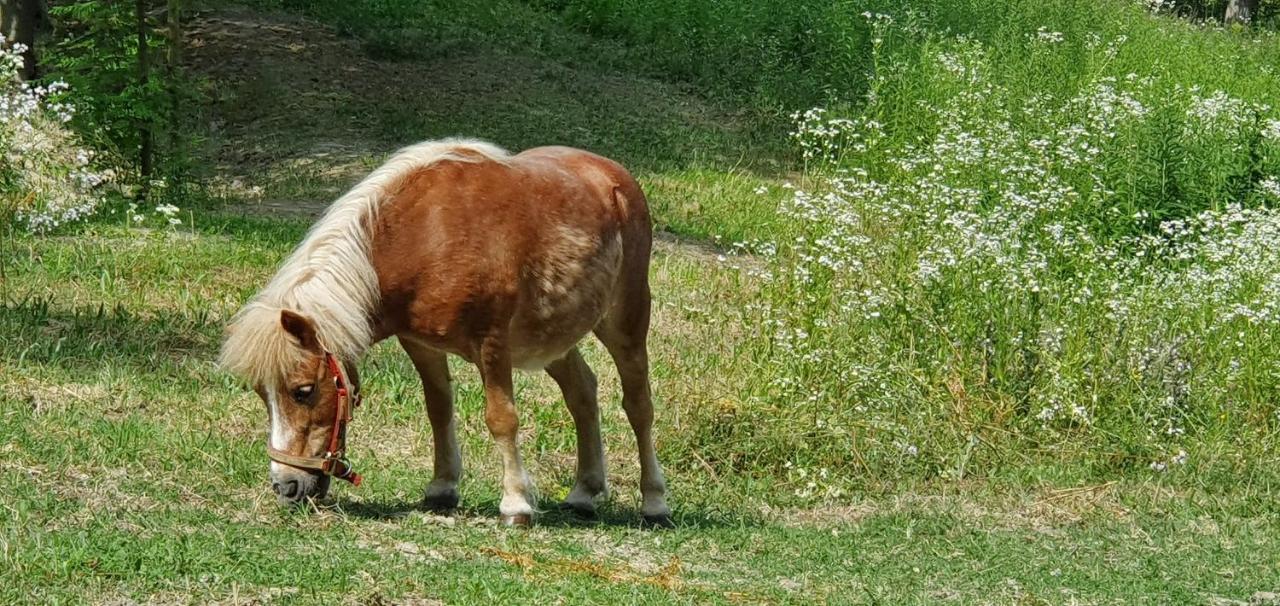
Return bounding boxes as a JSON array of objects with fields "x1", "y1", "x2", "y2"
[
  {"x1": 256, "y1": 139, "x2": 513, "y2": 366},
  {"x1": 259, "y1": 211, "x2": 382, "y2": 366},
  {"x1": 222, "y1": 139, "x2": 512, "y2": 388},
  {"x1": 264, "y1": 274, "x2": 380, "y2": 366}
]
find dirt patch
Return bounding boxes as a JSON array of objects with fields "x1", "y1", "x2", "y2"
[
  {"x1": 187, "y1": 10, "x2": 382, "y2": 168},
  {"x1": 184, "y1": 7, "x2": 762, "y2": 217},
  {"x1": 653, "y1": 231, "x2": 737, "y2": 265}
]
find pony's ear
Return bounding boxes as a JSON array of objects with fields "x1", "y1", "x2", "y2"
[{"x1": 280, "y1": 310, "x2": 321, "y2": 351}]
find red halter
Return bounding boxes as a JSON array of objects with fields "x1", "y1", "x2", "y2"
[{"x1": 265, "y1": 351, "x2": 363, "y2": 486}]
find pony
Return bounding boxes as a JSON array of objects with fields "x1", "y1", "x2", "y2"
[{"x1": 218, "y1": 138, "x2": 671, "y2": 527}]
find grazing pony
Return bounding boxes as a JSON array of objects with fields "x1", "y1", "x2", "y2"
[{"x1": 218, "y1": 139, "x2": 671, "y2": 526}]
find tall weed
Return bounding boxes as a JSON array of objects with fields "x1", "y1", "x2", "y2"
[{"x1": 680, "y1": 21, "x2": 1280, "y2": 501}]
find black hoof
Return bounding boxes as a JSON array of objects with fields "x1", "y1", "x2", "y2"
[
  {"x1": 422, "y1": 491, "x2": 459, "y2": 513},
  {"x1": 558, "y1": 501, "x2": 597, "y2": 519},
  {"x1": 501, "y1": 513, "x2": 533, "y2": 527},
  {"x1": 641, "y1": 513, "x2": 674, "y2": 529}
]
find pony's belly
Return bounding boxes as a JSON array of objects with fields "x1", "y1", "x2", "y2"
[
  {"x1": 510, "y1": 342, "x2": 582, "y2": 371},
  {"x1": 400, "y1": 281, "x2": 611, "y2": 371},
  {"x1": 400, "y1": 228, "x2": 622, "y2": 371},
  {"x1": 508, "y1": 230, "x2": 621, "y2": 370},
  {"x1": 509, "y1": 293, "x2": 608, "y2": 370}
]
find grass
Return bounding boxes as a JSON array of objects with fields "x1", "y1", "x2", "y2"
[
  {"x1": 3, "y1": 224, "x2": 1279, "y2": 604},
  {"x1": 5, "y1": 0, "x2": 1280, "y2": 603}
]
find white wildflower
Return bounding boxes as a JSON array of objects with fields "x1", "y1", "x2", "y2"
[
  {"x1": 1261, "y1": 119, "x2": 1280, "y2": 141},
  {"x1": 1033, "y1": 27, "x2": 1065, "y2": 44},
  {"x1": 2, "y1": 37, "x2": 110, "y2": 233},
  {"x1": 1260, "y1": 177, "x2": 1280, "y2": 200}
]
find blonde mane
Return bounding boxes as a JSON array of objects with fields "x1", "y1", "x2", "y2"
[{"x1": 218, "y1": 138, "x2": 510, "y2": 386}]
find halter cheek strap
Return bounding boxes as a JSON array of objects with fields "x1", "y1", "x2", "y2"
[{"x1": 266, "y1": 351, "x2": 363, "y2": 486}]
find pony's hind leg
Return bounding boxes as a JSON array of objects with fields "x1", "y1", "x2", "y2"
[
  {"x1": 594, "y1": 290, "x2": 671, "y2": 527},
  {"x1": 478, "y1": 335, "x2": 537, "y2": 525},
  {"x1": 399, "y1": 338, "x2": 462, "y2": 511},
  {"x1": 546, "y1": 347, "x2": 608, "y2": 516}
]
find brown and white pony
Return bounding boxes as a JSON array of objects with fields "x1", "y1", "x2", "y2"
[{"x1": 218, "y1": 139, "x2": 670, "y2": 526}]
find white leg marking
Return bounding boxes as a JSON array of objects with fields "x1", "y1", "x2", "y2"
[{"x1": 496, "y1": 437, "x2": 537, "y2": 517}]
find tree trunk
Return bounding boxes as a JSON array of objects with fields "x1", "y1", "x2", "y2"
[
  {"x1": 0, "y1": 0, "x2": 40, "y2": 79},
  {"x1": 1225, "y1": 0, "x2": 1259, "y2": 24},
  {"x1": 136, "y1": 0, "x2": 154, "y2": 190},
  {"x1": 166, "y1": 0, "x2": 181, "y2": 170}
]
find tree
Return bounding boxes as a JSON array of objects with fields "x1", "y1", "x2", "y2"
[
  {"x1": 47, "y1": 0, "x2": 186, "y2": 187},
  {"x1": 135, "y1": 0, "x2": 152, "y2": 186},
  {"x1": 1224, "y1": 0, "x2": 1259, "y2": 24},
  {"x1": 0, "y1": 0, "x2": 47, "y2": 79}
]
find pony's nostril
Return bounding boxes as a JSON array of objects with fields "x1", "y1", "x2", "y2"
[
  {"x1": 280, "y1": 479, "x2": 301, "y2": 499},
  {"x1": 272, "y1": 482, "x2": 282, "y2": 495}
]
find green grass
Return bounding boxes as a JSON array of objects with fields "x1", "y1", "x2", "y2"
[
  {"x1": 3, "y1": 224, "x2": 1279, "y2": 605},
  {"x1": 5, "y1": 207, "x2": 1280, "y2": 604},
  {"x1": 6, "y1": 0, "x2": 1280, "y2": 602}
]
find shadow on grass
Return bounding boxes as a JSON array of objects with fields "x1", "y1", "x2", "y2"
[
  {"x1": 334, "y1": 496, "x2": 754, "y2": 530},
  {"x1": 0, "y1": 296, "x2": 219, "y2": 375}
]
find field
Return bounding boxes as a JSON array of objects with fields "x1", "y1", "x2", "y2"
[{"x1": 3, "y1": 0, "x2": 1280, "y2": 604}]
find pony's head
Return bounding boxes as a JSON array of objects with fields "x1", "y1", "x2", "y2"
[{"x1": 219, "y1": 305, "x2": 361, "y2": 506}]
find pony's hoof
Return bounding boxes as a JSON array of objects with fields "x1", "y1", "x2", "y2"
[
  {"x1": 558, "y1": 501, "x2": 597, "y2": 519},
  {"x1": 501, "y1": 513, "x2": 533, "y2": 527},
  {"x1": 641, "y1": 513, "x2": 674, "y2": 529},
  {"x1": 422, "y1": 491, "x2": 459, "y2": 513}
]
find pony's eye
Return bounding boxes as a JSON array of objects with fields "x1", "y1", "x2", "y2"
[{"x1": 291, "y1": 384, "x2": 315, "y2": 403}]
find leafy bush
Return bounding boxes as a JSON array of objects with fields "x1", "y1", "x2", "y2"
[{"x1": 45, "y1": 0, "x2": 200, "y2": 194}]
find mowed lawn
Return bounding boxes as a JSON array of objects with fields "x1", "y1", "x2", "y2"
[{"x1": 3, "y1": 4, "x2": 1280, "y2": 605}]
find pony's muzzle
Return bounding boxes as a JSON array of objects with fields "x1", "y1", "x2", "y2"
[{"x1": 271, "y1": 467, "x2": 330, "y2": 506}]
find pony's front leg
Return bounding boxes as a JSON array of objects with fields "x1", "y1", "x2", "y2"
[
  {"x1": 479, "y1": 338, "x2": 537, "y2": 526},
  {"x1": 399, "y1": 338, "x2": 462, "y2": 511}
]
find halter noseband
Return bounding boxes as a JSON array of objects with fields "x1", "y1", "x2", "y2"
[{"x1": 266, "y1": 351, "x2": 363, "y2": 486}]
